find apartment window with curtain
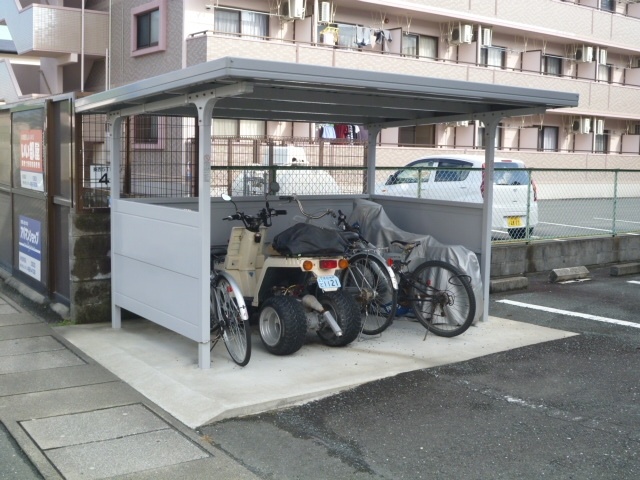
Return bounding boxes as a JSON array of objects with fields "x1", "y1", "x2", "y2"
[
  {"x1": 478, "y1": 124, "x2": 502, "y2": 149},
  {"x1": 402, "y1": 34, "x2": 438, "y2": 59},
  {"x1": 543, "y1": 55, "x2": 562, "y2": 76},
  {"x1": 597, "y1": 64, "x2": 612, "y2": 83},
  {"x1": 595, "y1": 131, "x2": 609, "y2": 153},
  {"x1": 398, "y1": 125, "x2": 435, "y2": 146},
  {"x1": 481, "y1": 46, "x2": 505, "y2": 67},
  {"x1": 538, "y1": 126, "x2": 559, "y2": 152},
  {"x1": 214, "y1": 8, "x2": 269, "y2": 37},
  {"x1": 213, "y1": 119, "x2": 266, "y2": 137}
]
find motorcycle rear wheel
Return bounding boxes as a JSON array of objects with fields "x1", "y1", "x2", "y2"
[
  {"x1": 316, "y1": 291, "x2": 361, "y2": 347},
  {"x1": 259, "y1": 296, "x2": 307, "y2": 355}
]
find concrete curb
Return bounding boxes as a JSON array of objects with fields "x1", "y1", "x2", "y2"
[
  {"x1": 489, "y1": 276, "x2": 528, "y2": 293},
  {"x1": 549, "y1": 266, "x2": 590, "y2": 283},
  {"x1": 610, "y1": 262, "x2": 640, "y2": 276}
]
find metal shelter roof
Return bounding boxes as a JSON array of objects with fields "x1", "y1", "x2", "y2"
[{"x1": 74, "y1": 57, "x2": 578, "y2": 126}]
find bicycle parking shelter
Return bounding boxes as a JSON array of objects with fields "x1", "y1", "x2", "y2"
[{"x1": 74, "y1": 57, "x2": 578, "y2": 368}]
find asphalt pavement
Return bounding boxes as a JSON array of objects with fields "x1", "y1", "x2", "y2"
[{"x1": 2, "y1": 265, "x2": 639, "y2": 479}]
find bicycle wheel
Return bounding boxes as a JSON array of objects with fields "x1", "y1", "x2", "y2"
[
  {"x1": 408, "y1": 260, "x2": 475, "y2": 337},
  {"x1": 341, "y1": 253, "x2": 397, "y2": 335},
  {"x1": 211, "y1": 274, "x2": 251, "y2": 366}
]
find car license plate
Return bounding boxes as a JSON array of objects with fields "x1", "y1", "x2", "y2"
[
  {"x1": 317, "y1": 275, "x2": 341, "y2": 290},
  {"x1": 507, "y1": 216, "x2": 523, "y2": 227}
]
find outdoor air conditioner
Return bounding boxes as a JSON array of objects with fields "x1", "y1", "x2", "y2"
[
  {"x1": 449, "y1": 23, "x2": 473, "y2": 45},
  {"x1": 595, "y1": 119, "x2": 605, "y2": 135},
  {"x1": 575, "y1": 45, "x2": 594, "y2": 63},
  {"x1": 281, "y1": 0, "x2": 305, "y2": 19},
  {"x1": 572, "y1": 117, "x2": 591, "y2": 134},
  {"x1": 598, "y1": 48, "x2": 607, "y2": 65},
  {"x1": 481, "y1": 27, "x2": 493, "y2": 47},
  {"x1": 319, "y1": 1, "x2": 333, "y2": 23}
]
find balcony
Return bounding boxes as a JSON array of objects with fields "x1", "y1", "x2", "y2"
[
  {"x1": 186, "y1": 33, "x2": 640, "y2": 119},
  {"x1": 0, "y1": 2, "x2": 108, "y2": 58}
]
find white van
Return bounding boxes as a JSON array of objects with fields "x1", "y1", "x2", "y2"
[
  {"x1": 231, "y1": 146, "x2": 342, "y2": 196},
  {"x1": 375, "y1": 154, "x2": 538, "y2": 239}
]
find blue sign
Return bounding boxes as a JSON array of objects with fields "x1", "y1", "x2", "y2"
[{"x1": 18, "y1": 215, "x2": 42, "y2": 280}]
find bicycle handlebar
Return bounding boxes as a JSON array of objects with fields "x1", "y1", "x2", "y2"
[{"x1": 280, "y1": 193, "x2": 335, "y2": 220}]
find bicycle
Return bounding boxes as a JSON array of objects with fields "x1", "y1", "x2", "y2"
[
  {"x1": 210, "y1": 248, "x2": 252, "y2": 366},
  {"x1": 335, "y1": 215, "x2": 475, "y2": 337},
  {"x1": 385, "y1": 239, "x2": 476, "y2": 337}
]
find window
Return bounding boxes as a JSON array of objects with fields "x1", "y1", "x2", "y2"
[
  {"x1": 478, "y1": 125, "x2": 502, "y2": 150},
  {"x1": 213, "y1": 119, "x2": 266, "y2": 137},
  {"x1": 131, "y1": 0, "x2": 166, "y2": 56},
  {"x1": 597, "y1": 64, "x2": 612, "y2": 83},
  {"x1": 317, "y1": 23, "x2": 361, "y2": 48},
  {"x1": 389, "y1": 160, "x2": 435, "y2": 184},
  {"x1": 538, "y1": 126, "x2": 559, "y2": 152},
  {"x1": 600, "y1": 0, "x2": 615, "y2": 12},
  {"x1": 402, "y1": 34, "x2": 437, "y2": 59},
  {"x1": 481, "y1": 46, "x2": 505, "y2": 68},
  {"x1": 434, "y1": 160, "x2": 472, "y2": 182},
  {"x1": 134, "y1": 115, "x2": 158, "y2": 144},
  {"x1": 543, "y1": 55, "x2": 562, "y2": 76},
  {"x1": 398, "y1": 125, "x2": 435, "y2": 146},
  {"x1": 595, "y1": 130, "x2": 609, "y2": 153},
  {"x1": 214, "y1": 8, "x2": 268, "y2": 37}
]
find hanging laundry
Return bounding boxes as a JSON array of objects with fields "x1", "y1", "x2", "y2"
[{"x1": 356, "y1": 27, "x2": 372, "y2": 47}]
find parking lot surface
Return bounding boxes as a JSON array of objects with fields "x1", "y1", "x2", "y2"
[{"x1": 199, "y1": 266, "x2": 640, "y2": 479}]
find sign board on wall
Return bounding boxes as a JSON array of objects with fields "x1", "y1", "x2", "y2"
[
  {"x1": 18, "y1": 215, "x2": 42, "y2": 281},
  {"x1": 19, "y1": 129, "x2": 44, "y2": 191}
]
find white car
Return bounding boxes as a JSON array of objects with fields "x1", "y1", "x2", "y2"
[
  {"x1": 375, "y1": 154, "x2": 538, "y2": 239},
  {"x1": 230, "y1": 146, "x2": 342, "y2": 196}
]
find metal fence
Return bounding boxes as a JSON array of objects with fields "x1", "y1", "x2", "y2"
[{"x1": 78, "y1": 122, "x2": 640, "y2": 243}]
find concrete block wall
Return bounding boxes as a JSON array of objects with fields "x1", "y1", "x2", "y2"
[
  {"x1": 490, "y1": 235, "x2": 640, "y2": 278},
  {"x1": 69, "y1": 212, "x2": 111, "y2": 324}
]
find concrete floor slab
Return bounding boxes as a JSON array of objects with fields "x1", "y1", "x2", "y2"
[
  {"x1": 0, "y1": 349, "x2": 85, "y2": 375},
  {"x1": 56, "y1": 316, "x2": 577, "y2": 428}
]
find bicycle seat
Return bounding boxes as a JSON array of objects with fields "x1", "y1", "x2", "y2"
[{"x1": 338, "y1": 231, "x2": 361, "y2": 243}]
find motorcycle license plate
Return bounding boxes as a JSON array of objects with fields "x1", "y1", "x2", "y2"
[
  {"x1": 507, "y1": 216, "x2": 523, "y2": 227},
  {"x1": 317, "y1": 275, "x2": 341, "y2": 290}
]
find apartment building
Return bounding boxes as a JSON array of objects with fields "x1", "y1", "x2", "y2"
[{"x1": 0, "y1": 0, "x2": 638, "y2": 316}]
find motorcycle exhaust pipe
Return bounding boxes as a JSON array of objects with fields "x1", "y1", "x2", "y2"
[{"x1": 302, "y1": 295, "x2": 343, "y2": 337}]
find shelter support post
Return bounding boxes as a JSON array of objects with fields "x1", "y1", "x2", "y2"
[
  {"x1": 480, "y1": 118, "x2": 500, "y2": 322},
  {"x1": 196, "y1": 98, "x2": 217, "y2": 369},
  {"x1": 109, "y1": 115, "x2": 123, "y2": 330},
  {"x1": 365, "y1": 126, "x2": 381, "y2": 195}
]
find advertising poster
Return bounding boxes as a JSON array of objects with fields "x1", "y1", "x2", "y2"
[
  {"x1": 20, "y1": 129, "x2": 44, "y2": 191},
  {"x1": 18, "y1": 215, "x2": 42, "y2": 281}
]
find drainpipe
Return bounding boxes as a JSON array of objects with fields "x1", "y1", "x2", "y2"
[{"x1": 81, "y1": 0, "x2": 85, "y2": 92}]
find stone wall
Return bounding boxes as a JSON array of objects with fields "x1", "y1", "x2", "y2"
[{"x1": 69, "y1": 212, "x2": 111, "y2": 324}]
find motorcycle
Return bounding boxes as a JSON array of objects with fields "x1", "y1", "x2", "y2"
[{"x1": 212, "y1": 183, "x2": 361, "y2": 356}]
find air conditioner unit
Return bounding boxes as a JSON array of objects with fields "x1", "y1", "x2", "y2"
[
  {"x1": 481, "y1": 27, "x2": 492, "y2": 47},
  {"x1": 575, "y1": 45, "x2": 594, "y2": 63},
  {"x1": 595, "y1": 119, "x2": 605, "y2": 135},
  {"x1": 449, "y1": 23, "x2": 473, "y2": 45},
  {"x1": 598, "y1": 48, "x2": 607, "y2": 65},
  {"x1": 572, "y1": 117, "x2": 591, "y2": 134},
  {"x1": 281, "y1": 0, "x2": 305, "y2": 19},
  {"x1": 319, "y1": 1, "x2": 333, "y2": 23}
]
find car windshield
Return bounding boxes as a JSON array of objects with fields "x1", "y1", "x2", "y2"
[{"x1": 493, "y1": 163, "x2": 530, "y2": 185}]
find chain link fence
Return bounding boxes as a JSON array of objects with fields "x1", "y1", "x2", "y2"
[{"x1": 79, "y1": 117, "x2": 640, "y2": 243}]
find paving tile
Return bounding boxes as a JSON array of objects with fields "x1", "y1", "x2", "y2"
[
  {"x1": 0, "y1": 349, "x2": 85, "y2": 375},
  {"x1": 0, "y1": 313, "x2": 42, "y2": 327},
  {"x1": 0, "y1": 303, "x2": 19, "y2": 314},
  {"x1": 0, "y1": 336, "x2": 65, "y2": 357},
  {"x1": 0, "y1": 364, "x2": 117, "y2": 398},
  {"x1": 0, "y1": 323, "x2": 55, "y2": 341},
  {"x1": 45, "y1": 429, "x2": 209, "y2": 480},
  {"x1": 22, "y1": 404, "x2": 169, "y2": 450}
]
